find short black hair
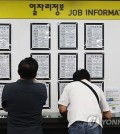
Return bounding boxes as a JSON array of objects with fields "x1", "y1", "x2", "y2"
[
  {"x1": 73, "y1": 69, "x2": 90, "y2": 81},
  {"x1": 18, "y1": 57, "x2": 38, "y2": 79}
]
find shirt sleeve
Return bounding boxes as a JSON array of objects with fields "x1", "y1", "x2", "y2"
[
  {"x1": 58, "y1": 84, "x2": 70, "y2": 107},
  {"x1": 99, "y1": 89, "x2": 110, "y2": 112},
  {"x1": 43, "y1": 84, "x2": 47, "y2": 105},
  {"x1": 1, "y1": 85, "x2": 8, "y2": 109}
]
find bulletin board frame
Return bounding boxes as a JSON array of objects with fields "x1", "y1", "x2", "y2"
[
  {"x1": 0, "y1": 53, "x2": 11, "y2": 80},
  {"x1": 84, "y1": 23, "x2": 104, "y2": 50},
  {"x1": 31, "y1": 53, "x2": 51, "y2": 80},
  {"x1": 58, "y1": 22, "x2": 78, "y2": 50},
  {"x1": 0, "y1": 24, "x2": 11, "y2": 51},
  {"x1": 84, "y1": 53, "x2": 104, "y2": 80},
  {"x1": 58, "y1": 53, "x2": 78, "y2": 80},
  {"x1": 30, "y1": 23, "x2": 51, "y2": 50}
]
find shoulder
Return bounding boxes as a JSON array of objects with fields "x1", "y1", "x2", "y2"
[
  {"x1": 34, "y1": 83, "x2": 47, "y2": 90},
  {"x1": 65, "y1": 81, "x2": 75, "y2": 87},
  {"x1": 4, "y1": 82, "x2": 16, "y2": 88},
  {"x1": 64, "y1": 81, "x2": 80, "y2": 91},
  {"x1": 34, "y1": 81, "x2": 47, "y2": 92},
  {"x1": 90, "y1": 82, "x2": 102, "y2": 93},
  {"x1": 34, "y1": 79, "x2": 46, "y2": 86},
  {"x1": 82, "y1": 80, "x2": 102, "y2": 92},
  {"x1": 3, "y1": 82, "x2": 16, "y2": 94},
  {"x1": 67, "y1": 81, "x2": 79, "y2": 86},
  {"x1": 88, "y1": 81, "x2": 104, "y2": 98}
]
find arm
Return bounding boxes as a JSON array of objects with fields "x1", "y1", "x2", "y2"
[
  {"x1": 58, "y1": 84, "x2": 70, "y2": 118},
  {"x1": 58, "y1": 104, "x2": 67, "y2": 118},
  {"x1": 2, "y1": 100, "x2": 8, "y2": 112},
  {"x1": 98, "y1": 89, "x2": 112, "y2": 119},
  {"x1": 102, "y1": 111, "x2": 112, "y2": 119},
  {"x1": 1, "y1": 85, "x2": 8, "y2": 112}
]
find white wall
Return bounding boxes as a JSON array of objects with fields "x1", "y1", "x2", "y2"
[{"x1": 0, "y1": 19, "x2": 120, "y2": 114}]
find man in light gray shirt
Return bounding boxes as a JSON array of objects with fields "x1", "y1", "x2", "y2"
[{"x1": 58, "y1": 69, "x2": 112, "y2": 134}]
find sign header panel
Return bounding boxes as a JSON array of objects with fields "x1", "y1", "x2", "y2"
[{"x1": 0, "y1": 1, "x2": 120, "y2": 19}]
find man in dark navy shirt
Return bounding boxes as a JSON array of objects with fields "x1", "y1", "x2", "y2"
[{"x1": 2, "y1": 57, "x2": 47, "y2": 134}]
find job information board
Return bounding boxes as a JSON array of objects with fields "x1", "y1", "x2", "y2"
[{"x1": 0, "y1": 1, "x2": 120, "y2": 19}]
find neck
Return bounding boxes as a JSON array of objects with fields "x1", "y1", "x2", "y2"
[{"x1": 20, "y1": 77, "x2": 35, "y2": 80}]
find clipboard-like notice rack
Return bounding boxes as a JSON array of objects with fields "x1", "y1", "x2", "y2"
[
  {"x1": 58, "y1": 53, "x2": 78, "y2": 80},
  {"x1": 58, "y1": 22, "x2": 78, "y2": 50},
  {"x1": 30, "y1": 23, "x2": 51, "y2": 50},
  {"x1": 0, "y1": 24, "x2": 11, "y2": 51},
  {"x1": 0, "y1": 53, "x2": 11, "y2": 80},
  {"x1": 31, "y1": 53, "x2": 51, "y2": 80},
  {"x1": 85, "y1": 53, "x2": 104, "y2": 79},
  {"x1": 84, "y1": 23, "x2": 104, "y2": 50}
]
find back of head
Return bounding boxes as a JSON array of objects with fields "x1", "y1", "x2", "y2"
[
  {"x1": 18, "y1": 57, "x2": 38, "y2": 79},
  {"x1": 73, "y1": 69, "x2": 90, "y2": 81}
]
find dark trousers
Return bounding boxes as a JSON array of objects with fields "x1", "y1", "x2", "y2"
[{"x1": 7, "y1": 125, "x2": 43, "y2": 134}]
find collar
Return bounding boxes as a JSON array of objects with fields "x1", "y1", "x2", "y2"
[
  {"x1": 17, "y1": 79, "x2": 34, "y2": 84},
  {"x1": 81, "y1": 79, "x2": 91, "y2": 84}
]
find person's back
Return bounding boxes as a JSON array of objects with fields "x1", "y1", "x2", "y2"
[
  {"x1": 2, "y1": 57, "x2": 47, "y2": 134},
  {"x1": 58, "y1": 69, "x2": 112, "y2": 134},
  {"x1": 3, "y1": 80, "x2": 46, "y2": 126}
]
